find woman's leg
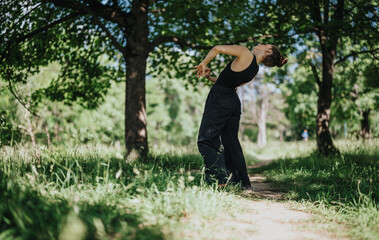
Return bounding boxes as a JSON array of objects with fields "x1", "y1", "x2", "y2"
[
  {"x1": 198, "y1": 132, "x2": 226, "y2": 184},
  {"x1": 221, "y1": 115, "x2": 251, "y2": 188},
  {"x1": 219, "y1": 140, "x2": 234, "y2": 183},
  {"x1": 197, "y1": 91, "x2": 230, "y2": 185}
]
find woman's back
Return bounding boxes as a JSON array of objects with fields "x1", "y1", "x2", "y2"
[{"x1": 215, "y1": 54, "x2": 259, "y2": 89}]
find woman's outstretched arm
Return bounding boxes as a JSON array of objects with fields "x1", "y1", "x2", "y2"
[{"x1": 192, "y1": 45, "x2": 253, "y2": 78}]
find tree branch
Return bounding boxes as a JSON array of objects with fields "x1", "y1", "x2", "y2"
[
  {"x1": 4, "y1": 2, "x2": 43, "y2": 39},
  {"x1": 334, "y1": 48, "x2": 379, "y2": 66},
  {"x1": 1, "y1": 12, "x2": 81, "y2": 63},
  {"x1": 17, "y1": 124, "x2": 28, "y2": 132},
  {"x1": 149, "y1": 0, "x2": 166, "y2": 3},
  {"x1": 332, "y1": 0, "x2": 345, "y2": 22},
  {"x1": 309, "y1": 0, "x2": 323, "y2": 24},
  {"x1": 349, "y1": 0, "x2": 379, "y2": 22},
  {"x1": 17, "y1": 12, "x2": 80, "y2": 45},
  {"x1": 310, "y1": 62, "x2": 322, "y2": 87},
  {"x1": 323, "y1": 0, "x2": 329, "y2": 24},
  {"x1": 308, "y1": 0, "x2": 324, "y2": 42},
  {"x1": 150, "y1": 8, "x2": 166, "y2": 13},
  {"x1": 149, "y1": 34, "x2": 279, "y2": 52},
  {"x1": 328, "y1": 0, "x2": 345, "y2": 48},
  {"x1": 88, "y1": 11, "x2": 126, "y2": 55},
  {"x1": 150, "y1": 36, "x2": 212, "y2": 51},
  {"x1": 5, "y1": 64, "x2": 40, "y2": 118},
  {"x1": 48, "y1": 0, "x2": 129, "y2": 28}
]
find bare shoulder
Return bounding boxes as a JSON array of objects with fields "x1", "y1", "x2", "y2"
[{"x1": 213, "y1": 45, "x2": 254, "y2": 71}]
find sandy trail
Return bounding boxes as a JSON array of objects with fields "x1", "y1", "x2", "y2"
[
  {"x1": 211, "y1": 160, "x2": 345, "y2": 240},
  {"x1": 185, "y1": 161, "x2": 346, "y2": 240},
  {"x1": 225, "y1": 174, "x2": 339, "y2": 240},
  {"x1": 200, "y1": 173, "x2": 342, "y2": 240}
]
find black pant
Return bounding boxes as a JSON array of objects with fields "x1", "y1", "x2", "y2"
[{"x1": 197, "y1": 84, "x2": 251, "y2": 188}]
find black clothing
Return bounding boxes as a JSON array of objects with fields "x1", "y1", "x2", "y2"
[
  {"x1": 198, "y1": 55, "x2": 260, "y2": 187},
  {"x1": 215, "y1": 54, "x2": 259, "y2": 89},
  {"x1": 197, "y1": 84, "x2": 251, "y2": 187}
]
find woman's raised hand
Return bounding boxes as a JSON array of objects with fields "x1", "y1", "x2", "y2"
[{"x1": 192, "y1": 62, "x2": 207, "y2": 78}]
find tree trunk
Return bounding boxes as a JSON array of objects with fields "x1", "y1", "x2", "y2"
[
  {"x1": 24, "y1": 102, "x2": 41, "y2": 162},
  {"x1": 44, "y1": 121, "x2": 52, "y2": 148},
  {"x1": 351, "y1": 84, "x2": 371, "y2": 139},
  {"x1": 124, "y1": 0, "x2": 150, "y2": 160},
  {"x1": 53, "y1": 105, "x2": 61, "y2": 141},
  {"x1": 317, "y1": 47, "x2": 339, "y2": 156},
  {"x1": 279, "y1": 126, "x2": 284, "y2": 142},
  {"x1": 257, "y1": 86, "x2": 268, "y2": 146},
  {"x1": 361, "y1": 109, "x2": 371, "y2": 139}
]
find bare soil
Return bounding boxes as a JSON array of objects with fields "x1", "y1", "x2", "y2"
[
  {"x1": 212, "y1": 160, "x2": 347, "y2": 240},
  {"x1": 183, "y1": 161, "x2": 347, "y2": 240}
]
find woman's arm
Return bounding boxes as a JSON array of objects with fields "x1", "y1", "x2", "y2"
[
  {"x1": 204, "y1": 67, "x2": 217, "y2": 83},
  {"x1": 193, "y1": 45, "x2": 252, "y2": 78},
  {"x1": 206, "y1": 75, "x2": 217, "y2": 83}
]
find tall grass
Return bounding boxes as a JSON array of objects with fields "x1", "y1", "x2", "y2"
[
  {"x1": 0, "y1": 143, "x2": 241, "y2": 240},
  {"x1": 1, "y1": 139, "x2": 378, "y2": 239}
]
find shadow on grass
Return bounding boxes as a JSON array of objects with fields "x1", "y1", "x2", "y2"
[
  {"x1": 150, "y1": 153, "x2": 203, "y2": 171},
  {"x1": 0, "y1": 151, "x2": 204, "y2": 188},
  {"x1": 0, "y1": 152, "x2": 207, "y2": 240},
  {"x1": 248, "y1": 150, "x2": 379, "y2": 203},
  {"x1": 0, "y1": 176, "x2": 164, "y2": 240}
]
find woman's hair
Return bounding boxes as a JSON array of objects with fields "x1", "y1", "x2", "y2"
[{"x1": 262, "y1": 45, "x2": 288, "y2": 68}]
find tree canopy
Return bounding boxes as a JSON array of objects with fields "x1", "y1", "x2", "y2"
[{"x1": 1, "y1": 0, "x2": 377, "y2": 157}]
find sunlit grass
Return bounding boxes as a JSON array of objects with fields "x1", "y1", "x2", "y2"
[
  {"x1": 0, "y1": 143, "x2": 242, "y2": 240},
  {"x1": 241, "y1": 140, "x2": 316, "y2": 165},
  {"x1": 1, "y1": 139, "x2": 378, "y2": 239},
  {"x1": 250, "y1": 138, "x2": 379, "y2": 240}
]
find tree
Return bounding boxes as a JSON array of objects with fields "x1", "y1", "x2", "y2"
[
  {"x1": 358, "y1": 62, "x2": 379, "y2": 138},
  {"x1": 345, "y1": 61, "x2": 379, "y2": 139},
  {"x1": 279, "y1": 46, "x2": 378, "y2": 141},
  {"x1": 1, "y1": 0, "x2": 284, "y2": 160},
  {"x1": 278, "y1": 58, "x2": 318, "y2": 140},
  {"x1": 241, "y1": 76, "x2": 271, "y2": 146},
  {"x1": 269, "y1": 0, "x2": 379, "y2": 155},
  {"x1": 239, "y1": 72, "x2": 289, "y2": 144},
  {"x1": 0, "y1": 83, "x2": 22, "y2": 146}
]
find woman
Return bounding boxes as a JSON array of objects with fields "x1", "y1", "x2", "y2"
[{"x1": 193, "y1": 44, "x2": 287, "y2": 190}]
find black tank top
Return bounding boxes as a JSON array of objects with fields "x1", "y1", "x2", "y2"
[{"x1": 215, "y1": 54, "x2": 259, "y2": 89}]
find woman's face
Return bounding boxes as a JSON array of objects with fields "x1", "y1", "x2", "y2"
[{"x1": 253, "y1": 44, "x2": 272, "y2": 54}]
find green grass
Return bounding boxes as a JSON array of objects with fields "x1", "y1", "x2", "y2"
[
  {"x1": 0, "y1": 143, "x2": 242, "y2": 240},
  {"x1": 1, "y1": 139, "x2": 378, "y2": 239},
  {"x1": 250, "y1": 139, "x2": 379, "y2": 239}
]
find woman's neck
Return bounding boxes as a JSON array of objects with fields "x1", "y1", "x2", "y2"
[{"x1": 253, "y1": 51, "x2": 266, "y2": 65}]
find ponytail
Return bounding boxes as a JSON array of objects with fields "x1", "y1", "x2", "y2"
[{"x1": 262, "y1": 45, "x2": 288, "y2": 68}]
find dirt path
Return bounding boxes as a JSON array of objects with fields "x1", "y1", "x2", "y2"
[
  {"x1": 218, "y1": 162, "x2": 345, "y2": 240},
  {"x1": 225, "y1": 198, "x2": 336, "y2": 240},
  {"x1": 197, "y1": 172, "x2": 343, "y2": 240},
  {"x1": 246, "y1": 159, "x2": 284, "y2": 200},
  {"x1": 186, "y1": 161, "x2": 346, "y2": 240}
]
